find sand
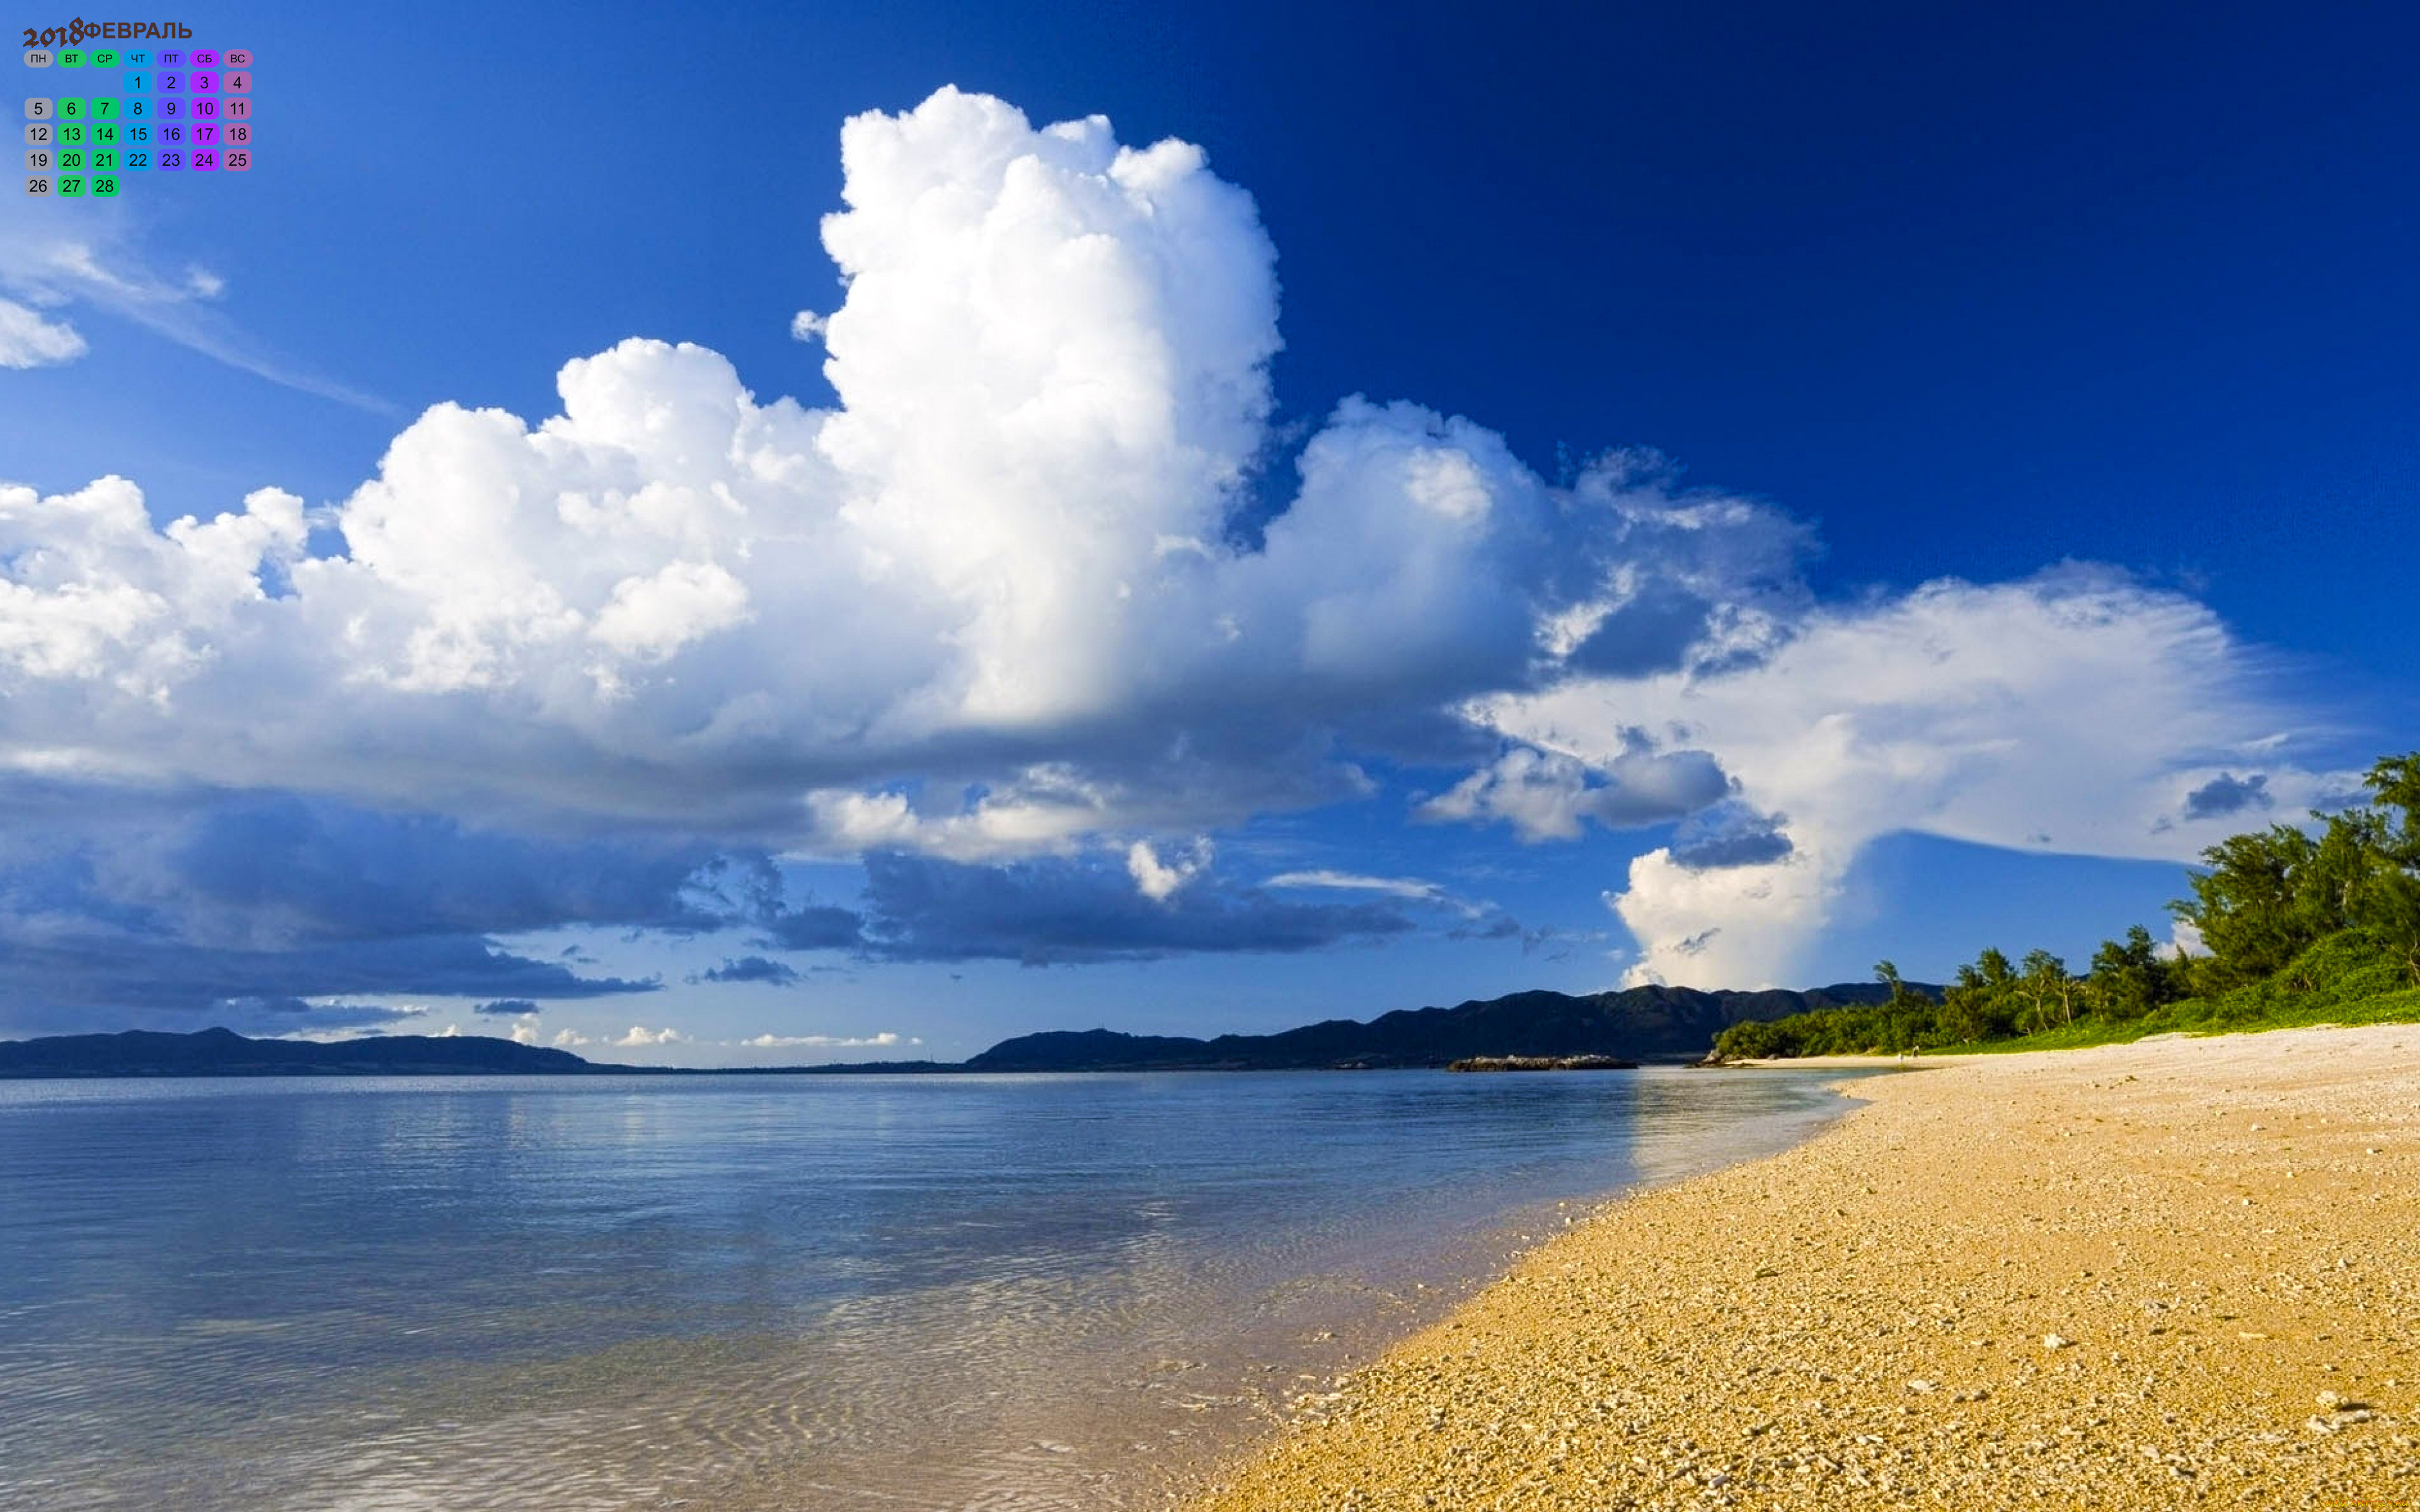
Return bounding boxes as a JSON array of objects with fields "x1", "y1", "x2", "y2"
[{"x1": 1182, "y1": 1025, "x2": 2420, "y2": 1509}]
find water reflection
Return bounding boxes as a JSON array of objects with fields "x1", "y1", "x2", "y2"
[{"x1": 0, "y1": 1068, "x2": 1855, "y2": 1509}]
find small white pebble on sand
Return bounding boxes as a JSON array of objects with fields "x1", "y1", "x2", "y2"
[
  {"x1": 2316, "y1": 1390, "x2": 2344, "y2": 1411},
  {"x1": 2042, "y1": 1334, "x2": 2073, "y2": 1351},
  {"x1": 1906, "y1": 1380, "x2": 1937, "y2": 1394}
]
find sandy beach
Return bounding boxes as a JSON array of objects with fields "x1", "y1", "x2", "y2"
[{"x1": 1184, "y1": 1025, "x2": 2419, "y2": 1509}]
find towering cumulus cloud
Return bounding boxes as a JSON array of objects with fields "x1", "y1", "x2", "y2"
[{"x1": 0, "y1": 88, "x2": 2337, "y2": 1023}]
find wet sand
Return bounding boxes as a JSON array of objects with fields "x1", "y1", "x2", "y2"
[{"x1": 1183, "y1": 1026, "x2": 2420, "y2": 1509}]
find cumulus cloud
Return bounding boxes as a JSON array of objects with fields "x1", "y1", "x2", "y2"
[
  {"x1": 0, "y1": 86, "x2": 2341, "y2": 1021},
  {"x1": 0, "y1": 296, "x2": 86, "y2": 368},
  {"x1": 0, "y1": 88, "x2": 1798, "y2": 851},
  {"x1": 1471, "y1": 570, "x2": 2346, "y2": 987},
  {"x1": 613, "y1": 1024, "x2": 687, "y2": 1047}
]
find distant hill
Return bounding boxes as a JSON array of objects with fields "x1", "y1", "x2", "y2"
[
  {"x1": 0, "y1": 982, "x2": 1925, "y2": 1078},
  {"x1": 964, "y1": 983, "x2": 1915, "y2": 1071},
  {"x1": 0, "y1": 1026, "x2": 599, "y2": 1077}
]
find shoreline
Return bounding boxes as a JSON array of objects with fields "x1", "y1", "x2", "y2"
[{"x1": 1181, "y1": 1024, "x2": 2419, "y2": 1509}]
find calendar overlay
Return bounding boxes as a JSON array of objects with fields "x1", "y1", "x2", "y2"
[{"x1": 23, "y1": 32, "x2": 251, "y2": 198}]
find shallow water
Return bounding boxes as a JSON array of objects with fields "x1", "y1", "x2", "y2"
[{"x1": 0, "y1": 1068, "x2": 1854, "y2": 1509}]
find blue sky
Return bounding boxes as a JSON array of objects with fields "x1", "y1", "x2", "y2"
[{"x1": 3, "y1": 1, "x2": 2414, "y2": 1063}]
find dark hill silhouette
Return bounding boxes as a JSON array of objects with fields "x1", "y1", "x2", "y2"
[
  {"x1": 1, "y1": 982, "x2": 1927, "y2": 1077},
  {"x1": 964, "y1": 982, "x2": 1913, "y2": 1071},
  {"x1": 0, "y1": 1026, "x2": 596, "y2": 1077}
]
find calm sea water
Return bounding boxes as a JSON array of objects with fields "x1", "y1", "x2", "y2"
[{"x1": 0, "y1": 1068, "x2": 1856, "y2": 1510}]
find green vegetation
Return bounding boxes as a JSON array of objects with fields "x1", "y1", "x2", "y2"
[{"x1": 1713, "y1": 752, "x2": 2420, "y2": 1060}]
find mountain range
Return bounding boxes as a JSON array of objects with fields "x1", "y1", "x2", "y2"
[
  {"x1": 958, "y1": 983, "x2": 1903, "y2": 1070},
  {"x1": 0, "y1": 982, "x2": 1915, "y2": 1077}
]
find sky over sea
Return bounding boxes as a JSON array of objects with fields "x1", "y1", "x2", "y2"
[{"x1": 2, "y1": 2, "x2": 2415, "y2": 1063}]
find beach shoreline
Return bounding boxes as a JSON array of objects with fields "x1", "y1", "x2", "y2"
[{"x1": 1181, "y1": 1024, "x2": 2419, "y2": 1509}]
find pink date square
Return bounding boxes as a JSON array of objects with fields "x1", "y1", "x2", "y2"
[{"x1": 223, "y1": 148, "x2": 250, "y2": 171}]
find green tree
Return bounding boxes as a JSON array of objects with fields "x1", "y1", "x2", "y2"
[
  {"x1": 2086, "y1": 925, "x2": 2184, "y2": 1021},
  {"x1": 2348, "y1": 753, "x2": 2420, "y2": 983},
  {"x1": 2174, "y1": 825, "x2": 2321, "y2": 990},
  {"x1": 1874, "y1": 959, "x2": 1927, "y2": 1009},
  {"x1": 2017, "y1": 949, "x2": 2078, "y2": 1031},
  {"x1": 1938, "y1": 949, "x2": 2020, "y2": 1043}
]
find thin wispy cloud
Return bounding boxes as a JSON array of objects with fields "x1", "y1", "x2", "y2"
[
  {"x1": 1265, "y1": 870, "x2": 1446, "y2": 902},
  {"x1": 0, "y1": 203, "x2": 392, "y2": 410}
]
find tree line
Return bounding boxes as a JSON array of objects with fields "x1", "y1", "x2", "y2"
[{"x1": 1712, "y1": 752, "x2": 2420, "y2": 1059}]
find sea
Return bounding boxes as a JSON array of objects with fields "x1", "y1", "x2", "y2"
[{"x1": 0, "y1": 1067, "x2": 1858, "y2": 1511}]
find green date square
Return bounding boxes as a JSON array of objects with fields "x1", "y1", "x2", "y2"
[
  {"x1": 89, "y1": 173, "x2": 117, "y2": 197},
  {"x1": 89, "y1": 97, "x2": 117, "y2": 120},
  {"x1": 56, "y1": 174, "x2": 84, "y2": 196},
  {"x1": 88, "y1": 149, "x2": 117, "y2": 171}
]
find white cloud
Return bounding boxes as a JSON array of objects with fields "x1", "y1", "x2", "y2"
[
  {"x1": 1470, "y1": 570, "x2": 2344, "y2": 988},
  {"x1": 738, "y1": 1031, "x2": 909, "y2": 1048},
  {"x1": 1265, "y1": 869, "x2": 1445, "y2": 902},
  {"x1": 0, "y1": 296, "x2": 86, "y2": 368},
  {"x1": 0, "y1": 478, "x2": 306, "y2": 699},
  {"x1": 508, "y1": 1020, "x2": 540, "y2": 1045},
  {"x1": 0, "y1": 89, "x2": 1814, "y2": 855},
  {"x1": 804, "y1": 771, "x2": 1130, "y2": 862},
  {"x1": 1127, "y1": 837, "x2": 1211, "y2": 901},
  {"x1": 586, "y1": 559, "x2": 752, "y2": 667},
  {"x1": 0, "y1": 87, "x2": 2341, "y2": 1002},
  {"x1": 551, "y1": 1028, "x2": 594, "y2": 1048},
  {"x1": 1417, "y1": 742, "x2": 1730, "y2": 842},
  {"x1": 0, "y1": 214, "x2": 385, "y2": 407},
  {"x1": 789, "y1": 309, "x2": 827, "y2": 342},
  {"x1": 613, "y1": 1024, "x2": 687, "y2": 1047}
]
